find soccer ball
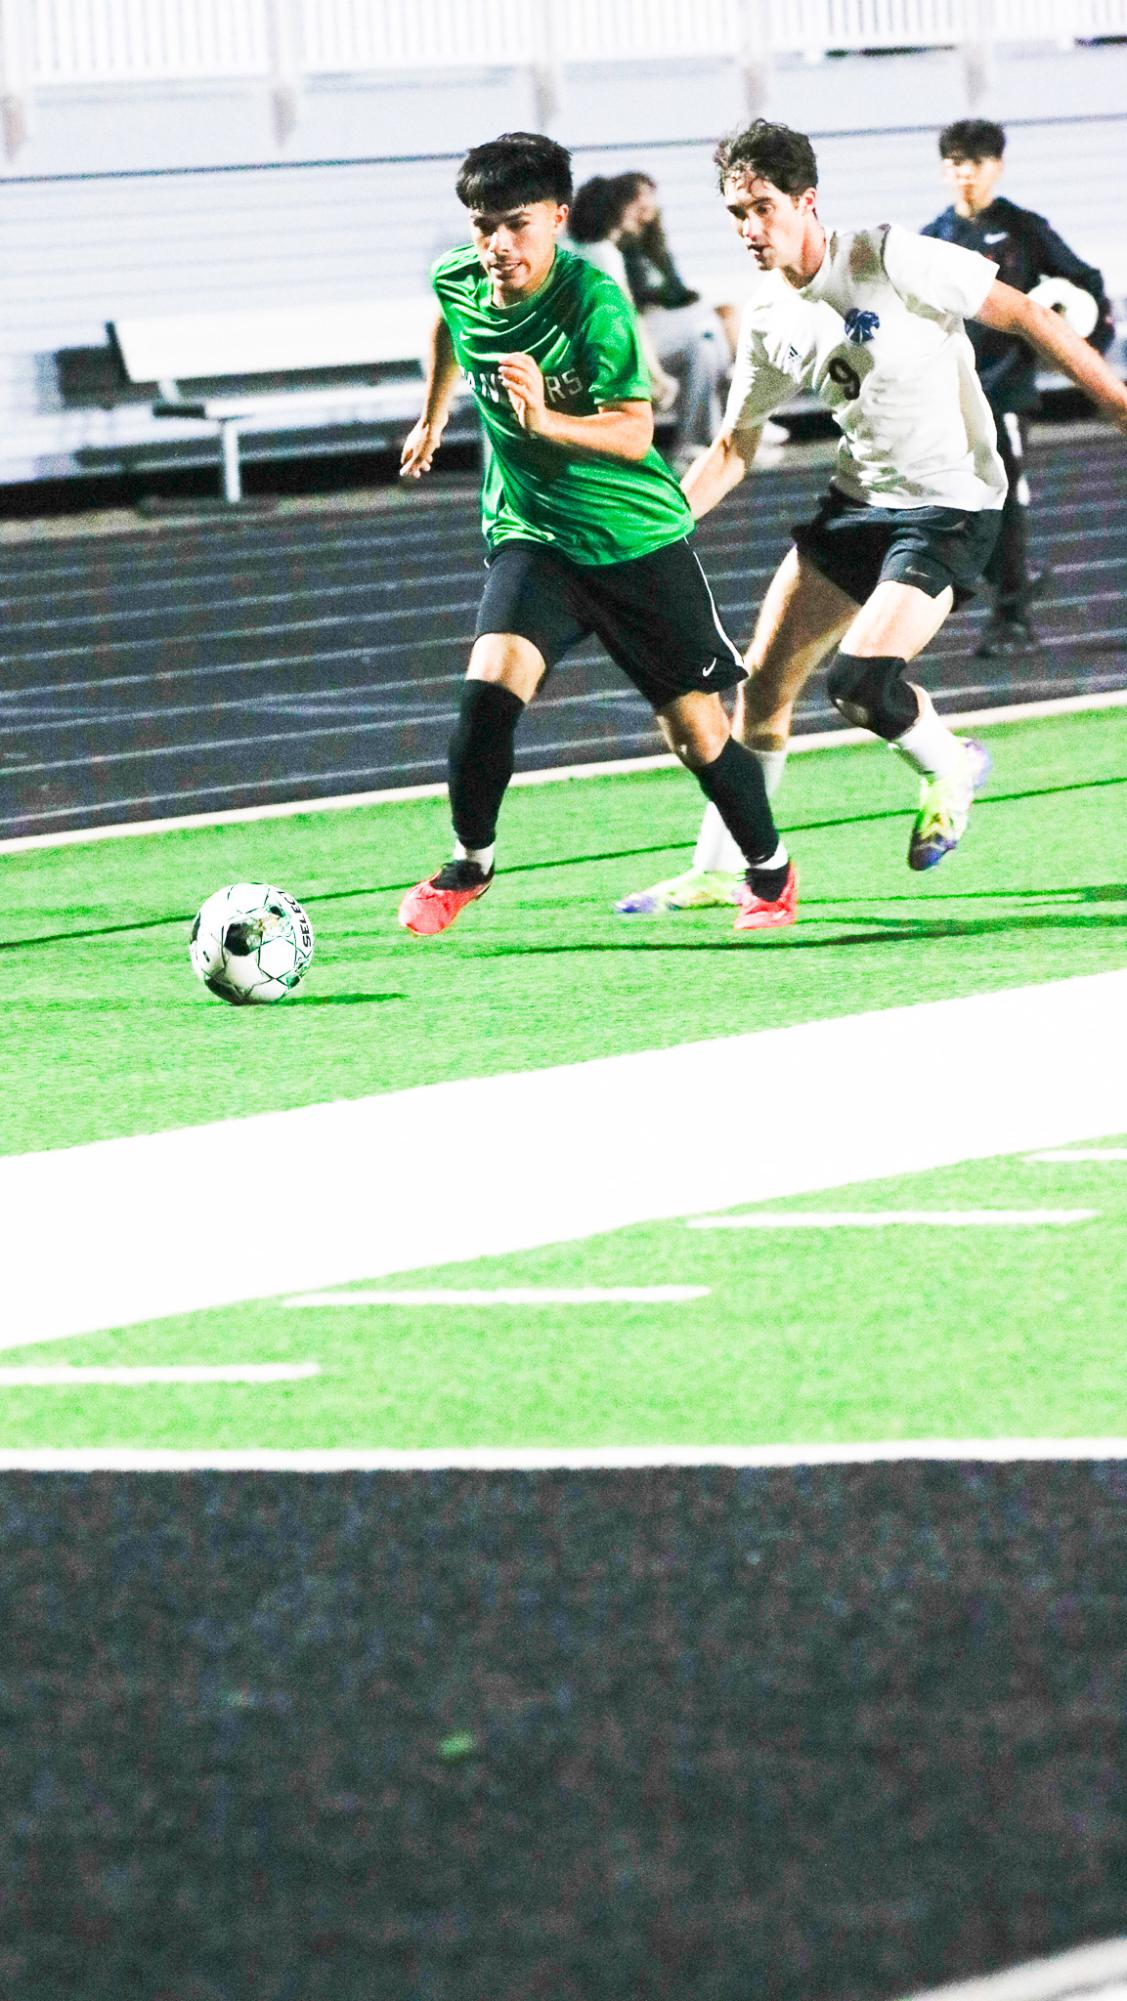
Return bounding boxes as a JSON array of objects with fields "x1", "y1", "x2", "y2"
[
  {"x1": 189, "y1": 882, "x2": 314, "y2": 1005},
  {"x1": 1028, "y1": 277, "x2": 1099, "y2": 339}
]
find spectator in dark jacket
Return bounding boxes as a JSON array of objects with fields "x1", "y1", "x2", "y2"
[{"x1": 922, "y1": 117, "x2": 1116, "y2": 656}]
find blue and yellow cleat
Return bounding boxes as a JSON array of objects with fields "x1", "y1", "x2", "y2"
[
  {"x1": 614, "y1": 867, "x2": 743, "y2": 915},
  {"x1": 908, "y1": 737, "x2": 992, "y2": 871}
]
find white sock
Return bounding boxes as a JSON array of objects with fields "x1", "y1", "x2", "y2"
[
  {"x1": 753, "y1": 841, "x2": 789, "y2": 873},
  {"x1": 692, "y1": 802, "x2": 745, "y2": 874},
  {"x1": 891, "y1": 694, "x2": 967, "y2": 781},
  {"x1": 690, "y1": 746, "x2": 788, "y2": 874},
  {"x1": 752, "y1": 745, "x2": 788, "y2": 801},
  {"x1": 453, "y1": 840, "x2": 495, "y2": 872}
]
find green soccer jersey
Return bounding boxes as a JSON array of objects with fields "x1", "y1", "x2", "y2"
[{"x1": 432, "y1": 243, "x2": 694, "y2": 566}]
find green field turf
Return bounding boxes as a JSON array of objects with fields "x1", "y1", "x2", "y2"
[
  {"x1": 4, "y1": 701, "x2": 1127, "y2": 2001},
  {"x1": 3, "y1": 705, "x2": 1125, "y2": 1452},
  {"x1": 3, "y1": 707, "x2": 1126, "y2": 1163},
  {"x1": 1, "y1": 1138, "x2": 1123, "y2": 1451}
]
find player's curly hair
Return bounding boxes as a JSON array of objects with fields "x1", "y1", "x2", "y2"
[
  {"x1": 713, "y1": 119, "x2": 818, "y2": 195},
  {"x1": 455, "y1": 132, "x2": 573, "y2": 212}
]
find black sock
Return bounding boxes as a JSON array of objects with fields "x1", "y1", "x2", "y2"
[
  {"x1": 448, "y1": 680, "x2": 525, "y2": 849},
  {"x1": 747, "y1": 859, "x2": 790, "y2": 900},
  {"x1": 694, "y1": 736, "x2": 779, "y2": 869}
]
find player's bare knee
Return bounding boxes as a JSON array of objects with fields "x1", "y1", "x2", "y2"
[
  {"x1": 468, "y1": 634, "x2": 544, "y2": 702},
  {"x1": 826, "y1": 651, "x2": 918, "y2": 740},
  {"x1": 666, "y1": 724, "x2": 725, "y2": 771},
  {"x1": 657, "y1": 692, "x2": 728, "y2": 770}
]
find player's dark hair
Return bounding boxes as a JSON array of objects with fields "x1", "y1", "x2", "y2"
[
  {"x1": 569, "y1": 174, "x2": 632, "y2": 242},
  {"x1": 713, "y1": 119, "x2": 818, "y2": 196},
  {"x1": 938, "y1": 117, "x2": 1006, "y2": 161},
  {"x1": 455, "y1": 131, "x2": 573, "y2": 212}
]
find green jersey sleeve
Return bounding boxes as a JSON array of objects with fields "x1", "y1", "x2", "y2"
[{"x1": 574, "y1": 281, "x2": 653, "y2": 407}]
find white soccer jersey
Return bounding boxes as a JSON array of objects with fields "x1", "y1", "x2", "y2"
[{"x1": 724, "y1": 224, "x2": 1007, "y2": 510}]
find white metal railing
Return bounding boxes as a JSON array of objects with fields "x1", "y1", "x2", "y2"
[
  {"x1": 8, "y1": 0, "x2": 1127, "y2": 83},
  {"x1": 3, "y1": 0, "x2": 1127, "y2": 157},
  {"x1": 31, "y1": 0, "x2": 268, "y2": 81}
]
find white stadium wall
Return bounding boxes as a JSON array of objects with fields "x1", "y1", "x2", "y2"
[{"x1": 2, "y1": 34, "x2": 1126, "y2": 486}]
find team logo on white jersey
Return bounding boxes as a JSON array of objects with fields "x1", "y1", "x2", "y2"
[{"x1": 843, "y1": 308, "x2": 880, "y2": 344}]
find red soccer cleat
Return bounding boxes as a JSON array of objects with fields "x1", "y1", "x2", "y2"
[
  {"x1": 732, "y1": 861, "x2": 798, "y2": 936},
  {"x1": 398, "y1": 859, "x2": 494, "y2": 936}
]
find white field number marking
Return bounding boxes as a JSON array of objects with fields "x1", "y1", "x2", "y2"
[
  {"x1": 688, "y1": 1209, "x2": 1097, "y2": 1229},
  {"x1": 1026, "y1": 1149, "x2": 1127, "y2": 1163},
  {"x1": 0, "y1": 1364, "x2": 319, "y2": 1386},
  {"x1": 285, "y1": 1287, "x2": 709, "y2": 1308}
]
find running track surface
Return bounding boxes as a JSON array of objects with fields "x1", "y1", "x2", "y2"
[{"x1": 0, "y1": 425, "x2": 1124, "y2": 841}]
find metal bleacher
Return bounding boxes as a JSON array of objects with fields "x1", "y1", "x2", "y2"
[{"x1": 1, "y1": 0, "x2": 1125, "y2": 492}]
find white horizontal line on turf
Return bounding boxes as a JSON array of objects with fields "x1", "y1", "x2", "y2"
[
  {"x1": 7, "y1": 970, "x2": 1127, "y2": 1350},
  {"x1": 0, "y1": 1363, "x2": 319, "y2": 1385},
  {"x1": 687, "y1": 1209, "x2": 1097, "y2": 1229},
  {"x1": 0, "y1": 1440, "x2": 1126, "y2": 1472},
  {"x1": 284, "y1": 1286, "x2": 709, "y2": 1308},
  {"x1": 1026, "y1": 1149, "x2": 1127, "y2": 1162},
  {"x1": 3, "y1": 686, "x2": 1126, "y2": 854},
  {"x1": 899, "y1": 1934, "x2": 1127, "y2": 2001}
]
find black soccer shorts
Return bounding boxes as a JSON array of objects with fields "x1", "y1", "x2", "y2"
[
  {"x1": 474, "y1": 536, "x2": 745, "y2": 712},
  {"x1": 792, "y1": 488, "x2": 1003, "y2": 609}
]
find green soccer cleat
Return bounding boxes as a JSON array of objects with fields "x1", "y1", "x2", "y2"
[
  {"x1": 614, "y1": 867, "x2": 742, "y2": 915},
  {"x1": 908, "y1": 738, "x2": 991, "y2": 871}
]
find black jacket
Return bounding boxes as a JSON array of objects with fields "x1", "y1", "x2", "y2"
[{"x1": 921, "y1": 195, "x2": 1115, "y2": 413}]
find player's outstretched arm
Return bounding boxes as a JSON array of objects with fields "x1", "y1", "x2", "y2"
[
  {"x1": 498, "y1": 352, "x2": 653, "y2": 462},
  {"x1": 400, "y1": 313, "x2": 461, "y2": 478},
  {"x1": 975, "y1": 280, "x2": 1127, "y2": 432},
  {"x1": 680, "y1": 427, "x2": 761, "y2": 520}
]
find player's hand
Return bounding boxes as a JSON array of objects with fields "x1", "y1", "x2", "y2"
[
  {"x1": 400, "y1": 418, "x2": 443, "y2": 479},
  {"x1": 498, "y1": 352, "x2": 548, "y2": 433}
]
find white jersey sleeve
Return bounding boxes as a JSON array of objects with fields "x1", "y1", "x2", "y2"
[
  {"x1": 723, "y1": 303, "x2": 794, "y2": 435},
  {"x1": 880, "y1": 223, "x2": 998, "y2": 325}
]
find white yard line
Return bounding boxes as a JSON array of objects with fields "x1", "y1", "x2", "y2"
[
  {"x1": 3, "y1": 970, "x2": 1127, "y2": 1353},
  {"x1": 2, "y1": 687, "x2": 1124, "y2": 854},
  {"x1": 0, "y1": 1440, "x2": 1126, "y2": 1473},
  {"x1": 0, "y1": 1363, "x2": 319, "y2": 1386},
  {"x1": 285, "y1": 1286, "x2": 709, "y2": 1308},
  {"x1": 688, "y1": 1209, "x2": 1097, "y2": 1229}
]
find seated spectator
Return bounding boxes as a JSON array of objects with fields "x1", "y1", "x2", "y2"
[
  {"x1": 567, "y1": 175, "x2": 681, "y2": 418},
  {"x1": 570, "y1": 170, "x2": 787, "y2": 473},
  {"x1": 614, "y1": 171, "x2": 739, "y2": 467}
]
